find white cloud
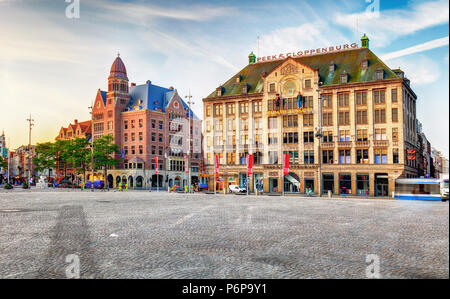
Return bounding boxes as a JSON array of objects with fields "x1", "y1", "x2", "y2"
[
  {"x1": 388, "y1": 55, "x2": 441, "y2": 86},
  {"x1": 381, "y1": 36, "x2": 449, "y2": 60},
  {"x1": 334, "y1": 0, "x2": 449, "y2": 47}
]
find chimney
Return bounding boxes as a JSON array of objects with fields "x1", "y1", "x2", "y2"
[{"x1": 74, "y1": 119, "x2": 78, "y2": 124}]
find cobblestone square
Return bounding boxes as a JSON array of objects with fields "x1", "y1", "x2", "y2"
[{"x1": 0, "y1": 190, "x2": 448, "y2": 279}]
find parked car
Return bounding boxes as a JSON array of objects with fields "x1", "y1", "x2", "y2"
[
  {"x1": 229, "y1": 184, "x2": 246, "y2": 193},
  {"x1": 84, "y1": 180, "x2": 104, "y2": 189}
]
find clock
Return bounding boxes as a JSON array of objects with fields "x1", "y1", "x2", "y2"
[{"x1": 282, "y1": 80, "x2": 297, "y2": 97}]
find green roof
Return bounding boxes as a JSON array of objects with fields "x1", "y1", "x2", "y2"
[{"x1": 206, "y1": 48, "x2": 399, "y2": 98}]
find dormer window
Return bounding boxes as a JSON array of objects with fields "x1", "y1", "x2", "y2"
[
  {"x1": 242, "y1": 83, "x2": 249, "y2": 94},
  {"x1": 376, "y1": 69, "x2": 384, "y2": 80},
  {"x1": 329, "y1": 63, "x2": 335, "y2": 73},
  {"x1": 236, "y1": 75, "x2": 241, "y2": 83},
  {"x1": 362, "y1": 59, "x2": 369, "y2": 70},
  {"x1": 340, "y1": 72, "x2": 348, "y2": 84},
  {"x1": 216, "y1": 86, "x2": 224, "y2": 97}
]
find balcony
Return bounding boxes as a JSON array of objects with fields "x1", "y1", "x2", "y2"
[
  {"x1": 321, "y1": 142, "x2": 335, "y2": 148},
  {"x1": 337, "y1": 141, "x2": 352, "y2": 148},
  {"x1": 373, "y1": 140, "x2": 389, "y2": 147},
  {"x1": 355, "y1": 140, "x2": 370, "y2": 147}
]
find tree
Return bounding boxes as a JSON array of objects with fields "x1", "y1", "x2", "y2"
[
  {"x1": 68, "y1": 138, "x2": 91, "y2": 186},
  {"x1": 54, "y1": 139, "x2": 71, "y2": 178},
  {"x1": 33, "y1": 142, "x2": 56, "y2": 179},
  {"x1": 0, "y1": 156, "x2": 7, "y2": 170},
  {"x1": 93, "y1": 135, "x2": 120, "y2": 190}
]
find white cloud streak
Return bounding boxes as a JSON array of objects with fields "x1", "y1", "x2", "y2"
[{"x1": 381, "y1": 36, "x2": 449, "y2": 60}]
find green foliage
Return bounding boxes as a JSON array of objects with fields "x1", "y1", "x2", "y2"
[
  {"x1": 0, "y1": 156, "x2": 7, "y2": 169},
  {"x1": 33, "y1": 142, "x2": 56, "y2": 173},
  {"x1": 3, "y1": 182, "x2": 13, "y2": 189},
  {"x1": 22, "y1": 181, "x2": 29, "y2": 189},
  {"x1": 93, "y1": 135, "x2": 121, "y2": 169}
]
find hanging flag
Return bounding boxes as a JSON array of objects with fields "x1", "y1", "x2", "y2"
[
  {"x1": 184, "y1": 154, "x2": 188, "y2": 174},
  {"x1": 155, "y1": 156, "x2": 159, "y2": 174},
  {"x1": 297, "y1": 93, "x2": 303, "y2": 108},
  {"x1": 283, "y1": 153, "x2": 290, "y2": 175},
  {"x1": 121, "y1": 148, "x2": 125, "y2": 159},
  {"x1": 214, "y1": 154, "x2": 219, "y2": 175},
  {"x1": 247, "y1": 154, "x2": 254, "y2": 175}
]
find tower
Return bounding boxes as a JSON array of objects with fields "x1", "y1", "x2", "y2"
[
  {"x1": 108, "y1": 53, "x2": 129, "y2": 94},
  {"x1": 361, "y1": 33, "x2": 370, "y2": 49},
  {"x1": 248, "y1": 51, "x2": 256, "y2": 64}
]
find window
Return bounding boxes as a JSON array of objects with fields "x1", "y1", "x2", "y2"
[
  {"x1": 240, "y1": 119, "x2": 248, "y2": 131},
  {"x1": 151, "y1": 133, "x2": 156, "y2": 142},
  {"x1": 107, "y1": 121, "x2": 113, "y2": 130},
  {"x1": 303, "y1": 96, "x2": 313, "y2": 108},
  {"x1": 124, "y1": 133, "x2": 128, "y2": 142},
  {"x1": 339, "y1": 150, "x2": 351, "y2": 164},
  {"x1": 393, "y1": 149, "x2": 399, "y2": 164},
  {"x1": 268, "y1": 133, "x2": 278, "y2": 145},
  {"x1": 375, "y1": 128, "x2": 387, "y2": 140},
  {"x1": 392, "y1": 108, "x2": 398, "y2": 122},
  {"x1": 239, "y1": 102, "x2": 249, "y2": 114},
  {"x1": 124, "y1": 121, "x2": 128, "y2": 130},
  {"x1": 374, "y1": 109, "x2": 386, "y2": 123},
  {"x1": 159, "y1": 147, "x2": 163, "y2": 155},
  {"x1": 392, "y1": 128, "x2": 398, "y2": 142},
  {"x1": 376, "y1": 69, "x2": 384, "y2": 80},
  {"x1": 206, "y1": 105, "x2": 211, "y2": 117},
  {"x1": 226, "y1": 152, "x2": 236, "y2": 164},
  {"x1": 215, "y1": 119, "x2": 223, "y2": 132},
  {"x1": 268, "y1": 117, "x2": 277, "y2": 129},
  {"x1": 323, "y1": 112, "x2": 333, "y2": 126},
  {"x1": 139, "y1": 132, "x2": 143, "y2": 141},
  {"x1": 340, "y1": 73, "x2": 348, "y2": 84},
  {"x1": 158, "y1": 134, "x2": 163, "y2": 142},
  {"x1": 131, "y1": 120, "x2": 135, "y2": 129},
  {"x1": 374, "y1": 148, "x2": 387, "y2": 164},
  {"x1": 355, "y1": 91, "x2": 367, "y2": 105},
  {"x1": 159, "y1": 121, "x2": 163, "y2": 130},
  {"x1": 139, "y1": 119, "x2": 143, "y2": 128},
  {"x1": 303, "y1": 114, "x2": 313, "y2": 126},
  {"x1": 227, "y1": 119, "x2": 236, "y2": 131},
  {"x1": 391, "y1": 88, "x2": 398, "y2": 103},
  {"x1": 304, "y1": 79, "x2": 311, "y2": 89},
  {"x1": 124, "y1": 146, "x2": 128, "y2": 155},
  {"x1": 283, "y1": 115, "x2": 298, "y2": 127},
  {"x1": 356, "y1": 110, "x2": 368, "y2": 124},
  {"x1": 338, "y1": 111, "x2": 350, "y2": 125},
  {"x1": 304, "y1": 150, "x2": 314, "y2": 164},
  {"x1": 338, "y1": 93, "x2": 349, "y2": 107},
  {"x1": 139, "y1": 145, "x2": 143, "y2": 154},
  {"x1": 356, "y1": 129, "x2": 368, "y2": 141},
  {"x1": 241, "y1": 134, "x2": 249, "y2": 145},
  {"x1": 269, "y1": 151, "x2": 278, "y2": 164},
  {"x1": 269, "y1": 83, "x2": 276, "y2": 93},
  {"x1": 253, "y1": 101, "x2": 262, "y2": 113},
  {"x1": 373, "y1": 90, "x2": 386, "y2": 104},
  {"x1": 227, "y1": 103, "x2": 235, "y2": 115},
  {"x1": 131, "y1": 146, "x2": 136, "y2": 155},
  {"x1": 283, "y1": 151, "x2": 299, "y2": 164},
  {"x1": 322, "y1": 150, "x2": 334, "y2": 164},
  {"x1": 339, "y1": 130, "x2": 350, "y2": 141},
  {"x1": 323, "y1": 131, "x2": 333, "y2": 142},
  {"x1": 303, "y1": 131, "x2": 314, "y2": 143},
  {"x1": 214, "y1": 104, "x2": 223, "y2": 116},
  {"x1": 131, "y1": 133, "x2": 135, "y2": 142},
  {"x1": 357, "y1": 149, "x2": 369, "y2": 164},
  {"x1": 283, "y1": 132, "x2": 298, "y2": 144},
  {"x1": 323, "y1": 94, "x2": 332, "y2": 108}
]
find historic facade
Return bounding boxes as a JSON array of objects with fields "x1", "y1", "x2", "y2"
[
  {"x1": 202, "y1": 35, "x2": 421, "y2": 196},
  {"x1": 86, "y1": 55, "x2": 202, "y2": 189}
]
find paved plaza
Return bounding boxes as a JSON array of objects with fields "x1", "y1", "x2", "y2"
[{"x1": 0, "y1": 189, "x2": 448, "y2": 279}]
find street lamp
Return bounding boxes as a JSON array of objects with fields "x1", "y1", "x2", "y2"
[
  {"x1": 26, "y1": 115, "x2": 34, "y2": 185},
  {"x1": 315, "y1": 83, "x2": 323, "y2": 197},
  {"x1": 185, "y1": 90, "x2": 194, "y2": 193},
  {"x1": 88, "y1": 104, "x2": 94, "y2": 192}
]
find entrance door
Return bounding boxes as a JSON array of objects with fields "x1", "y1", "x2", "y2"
[{"x1": 375, "y1": 174, "x2": 389, "y2": 196}]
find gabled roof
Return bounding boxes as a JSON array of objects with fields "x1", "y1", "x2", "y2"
[{"x1": 206, "y1": 48, "x2": 400, "y2": 98}]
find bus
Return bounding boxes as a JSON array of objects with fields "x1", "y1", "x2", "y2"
[
  {"x1": 394, "y1": 178, "x2": 443, "y2": 201},
  {"x1": 440, "y1": 174, "x2": 449, "y2": 201}
]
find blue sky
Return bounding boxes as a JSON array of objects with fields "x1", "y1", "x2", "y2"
[{"x1": 0, "y1": 0, "x2": 448, "y2": 157}]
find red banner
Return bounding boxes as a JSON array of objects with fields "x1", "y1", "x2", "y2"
[
  {"x1": 247, "y1": 154, "x2": 254, "y2": 175},
  {"x1": 407, "y1": 155, "x2": 416, "y2": 161},
  {"x1": 184, "y1": 154, "x2": 188, "y2": 174},
  {"x1": 214, "y1": 154, "x2": 219, "y2": 175},
  {"x1": 283, "y1": 153, "x2": 290, "y2": 175},
  {"x1": 406, "y1": 149, "x2": 416, "y2": 155},
  {"x1": 155, "y1": 156, "x2": 159, "y2": 174}
]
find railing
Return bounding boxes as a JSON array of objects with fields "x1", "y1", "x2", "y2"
[
  {"x1": 321, "y1": 142, "x2": 335, "y2": 148},
  {"x1": 337, "y1": 141, "x2": 352, "y2": 148},
  {"x1": 355, "y1": 140, "x2": 370, "y2": 147},
  {"x1": 373, "y1": 140, "x2": 389, "y2": 147}
]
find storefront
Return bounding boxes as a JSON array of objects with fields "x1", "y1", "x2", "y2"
[
  {"x1": 304, "y1": 177, "x2": 314, "y2": 194},
  {"x1": 375, "y1": 173, "x2": 389, "y2": 196},
  {"x1": 339, "y1": 173, "x2": 352, "y2": 195},
  {"x1": 269, "y1": 177, "x2": 279, "y2": 193},
  {"x1": 284, "y1": 172, "x2": 301, "y2": 193},
  {"x1": 253, "y1": 173, "x2": 263, "y2": 193},
  {"x1": 238, "y1": 173, "x2": 247, "y2": 189},
  {"x1": 322, "y1": 173, "x2": 334, "y2": 195},
  {"x1": 356, "y1": 174, "x2": 370, "y2": 196}
]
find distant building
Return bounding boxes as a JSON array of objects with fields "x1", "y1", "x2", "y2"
[
  {"x1": 56, "y1": 119, "x2": 92, "y2": 141},
  {"x1": 0, "y1": 131, "x2": 7, "y2": 175}
]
